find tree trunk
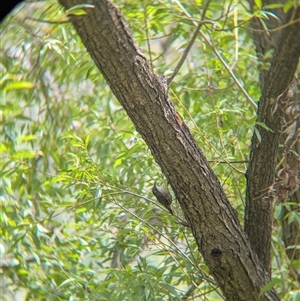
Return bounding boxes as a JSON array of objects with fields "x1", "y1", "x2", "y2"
[
  {"x1": 246, "y1": 0, "x2": 300, "y2": 275},
  {"x1": 57, "y1": 0, "x2": 300, "y2": 299}
]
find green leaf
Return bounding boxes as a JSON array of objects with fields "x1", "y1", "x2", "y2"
[
  {"x1": 254, "y1": 127, "x2": 262, "y2": 142},
  {"x1": 283, "y1": 1, "x2": 294, "y2": 13},
  {"x1": 259, "y1": 278, "x2": 282, "y2": 296},
  {"x1": 84, "y1": 132, "x2": 92, "y2": 147},
  {"x1": 58, "y1": 278, "x2": 76, "y2": 288},
  {"x1": 3, "y1": 81, "x2": 35, "y2": 92},
  {"x1": 254, "y1": 0, "x2": 262, "y2": 9},
  {"x1": 256, "y1": 122, "x2": 274, "y2": 133},
  {"x1": 66, "y1": 4, "x2": 95, "y2": 16}
]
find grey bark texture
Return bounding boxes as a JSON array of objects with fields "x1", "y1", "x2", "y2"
[
  {"x1": 58, "y1": 0, "x2": 300, "y2": 299},
  {"x1": 246, "y1": 0, "x2": 300, "y2": 276}
]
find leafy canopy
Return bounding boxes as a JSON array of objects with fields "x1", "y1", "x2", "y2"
[{"x1": 1, "y1": 0, "x2": 298, "y2": 300}]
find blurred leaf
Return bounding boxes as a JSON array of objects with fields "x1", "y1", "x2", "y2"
[
  {"x1": 3, "y1": 81, "x2": 35, "y2": 92},
  {"x1": 66, "y1": 4, "x2": 95, "y2": 16}
]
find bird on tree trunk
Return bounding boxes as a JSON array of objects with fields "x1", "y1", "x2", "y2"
[{"x1": 152, "y1": 182, "x2": 173, "y2": 215}]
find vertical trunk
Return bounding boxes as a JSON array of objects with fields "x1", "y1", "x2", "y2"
[{"x1": 245, "y1": 3, "x2": 300, "y2": 274}]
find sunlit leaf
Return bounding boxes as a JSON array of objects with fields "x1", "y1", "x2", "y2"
[
  {"x1": 3, "y1": 81, "x2": 35, "y2": 92},
  {"x1": 66, "y1": 4, "x2": 95, "y2": 16}
]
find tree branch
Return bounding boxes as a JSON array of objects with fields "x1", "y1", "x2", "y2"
[
  {"x1": 245, "y1": 3, "x2": 300, "y2": 274},
  {"x1": 167, "y1": 20, "x2": 214, "y2": 85}
]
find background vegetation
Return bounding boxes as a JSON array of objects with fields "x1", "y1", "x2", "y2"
[{"x1": 1, "y1": 0, "x2": 299, "y2": 300}]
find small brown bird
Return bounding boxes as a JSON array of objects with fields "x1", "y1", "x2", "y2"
[{"x1": 152, "y1": 182, "x2": 173, "y2": 214}]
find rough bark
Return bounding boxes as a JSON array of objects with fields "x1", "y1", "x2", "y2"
[
  {"x1": 246, "y1": 1, "x2": 300, "y2": 275},
  {"x1": 280, "y1": 78, "x2": 300, "y2": 283},
  {"x1": 58, "y1": 0, "x2": 281, "y2": 300}
]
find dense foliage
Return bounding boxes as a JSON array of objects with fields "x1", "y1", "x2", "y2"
[{"x1": 1, "y1": 0, "x2": 299, "y2": 300}]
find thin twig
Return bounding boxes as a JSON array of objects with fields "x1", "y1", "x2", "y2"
[
  {"x1": 208, "y1": 160, "x2": 248, "y2": 164},
  {"x1": 200, "y1": 30, "x2": 258, "y2": 109},
  {"x1": 167, "y1": 20, "x2": 214, "y2": 85}
]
